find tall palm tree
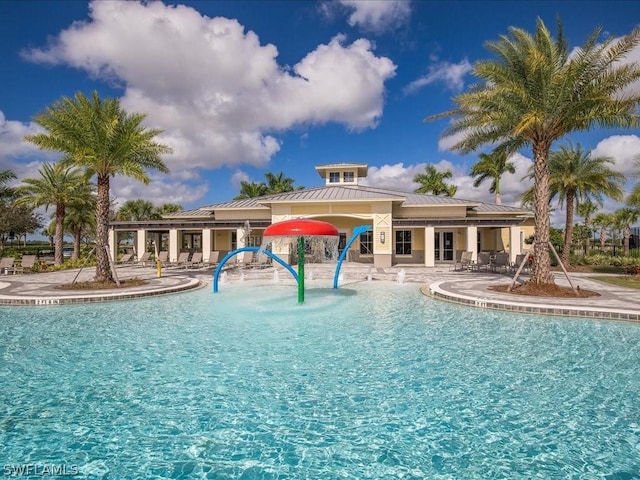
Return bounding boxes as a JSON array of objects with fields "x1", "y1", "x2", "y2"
[
  {"x1": 25, "y1": 91, "x2": 171, "y2": 282},
  {"x1": 116, "y1": 199, "x2": 159, "y2": 221},
  {"x1": 425, "y1": 19, "x2": 640, "y2": 285},
  {"x1": 470, "y1": 150, "x2": 515, "y2": 205},
  {"x1": 577, "y1": 199, "x2": 599, "y2": 256},
  {"x1": 264, "y1": 171, "x2": 299, "y2": 194},
  {"x1": 234, "y1": 181, "x2": 267, "y2": 200},
  {"x1": 65, "y1": 185, "x2": 96, "y2": 260},
  {"x1": 0, "y1": 169, "x2": 17, "y2": 198},
  {"x1": 521, "y1": 143, "x2": 625, "y2": 265},
  {"x1": 155, "y1": 203, "x2": 183, "y2": 216},
  {"x1": 614, "y1": 207, "x2": 640, "y2": 257},
  {"x1": 593, "y1": 212, "x2": 615, "y2": 253},
  {"x1": 15, "y1": 162, "x2": 88, "y2": 265},
  {"x1": 413, "y1": 164, "x2": 457, "y2": 196}
]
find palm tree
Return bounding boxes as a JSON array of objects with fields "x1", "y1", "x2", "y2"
[
  {"x1": 521, "y1": 143, "x2": 625, "y2": 265},
  {"x1": 0, "y1": 169, "x2": 17, "y2": 198},
  {"x1": 116, "y1": 199, "x2": 159, "y2": 221},
  {"x1": 577, "y1": 199, "x2": 599, "y2": 256},
  {"x1": 155, "y1": 203, "x2": 183, "y2": 216},
  {"x1": 470, "y1": 150, "x2": 515, "y2": 205},
  {"x1": 264, "y1": 171, "x2": 299, "y2": 194},
  {"x1": 15, "y1": 162, "x2": 88, "y2": 265},
  {"x1": 593, "y1": 212, "x2": 615, "y2": 253},
  {"x1": 413, "y1": 164, "x2": 457, "y2": 196},
  {"x1": 65, "y1": 185, "x2": 96, "y2": 260},
  {"x1": 425, "y1": 19, "x2": 640, "y2": 285},
  {"x1": 234, "y1": 181, "x2": 267, "y2": 200},
  {"x1": 25, "y1": 91, "x2": 171, "y2": 282},
  {"x1": 614, "y1": 207, "x2": 640, "y2": 257}
]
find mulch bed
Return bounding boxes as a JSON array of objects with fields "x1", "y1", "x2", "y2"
[
  {"x1": 488, "y1": 281, "x2": 600, "y2": 298},
  {"x1": 56, "y1": 278, "x2": 148, "y2": 290}
]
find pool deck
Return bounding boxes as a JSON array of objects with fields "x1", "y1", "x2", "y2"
[{"x1": 0, "y1": 263, "x2": 638, "y2": 322}]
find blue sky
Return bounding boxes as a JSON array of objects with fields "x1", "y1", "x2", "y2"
[{"x1": 1, "y1": 0, "x2": 639, "y2": 225}]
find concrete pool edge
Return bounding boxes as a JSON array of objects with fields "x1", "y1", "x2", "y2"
[
  {"x1": 424, "y1": 281, "x2": 640, "y2": 323},
  {"x1": 0, "y1": 278, "x2": 204, "y2": 306}
]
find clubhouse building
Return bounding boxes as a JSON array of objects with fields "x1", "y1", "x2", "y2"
[{"x1": 108, "y1": 163, "x2": 534, "y2": 268}]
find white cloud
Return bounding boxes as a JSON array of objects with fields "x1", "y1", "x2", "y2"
[
  {"x1": 590, "y1": 134, "x2": 640, "y2": 177},
  {"x1": 110, "y1": 175, "x2": 208, "y2": 209},
  {"x1": 404, "y1": 59, "x2": 472, "y2": 94},
  {"x1": 21, "y1": 1, "x2": 396, "y2": 178},
  {"x1": 230, "y1": 169, "x2": 250, "y2": 190},
  {"x1": 337, "y1": 0, "x2": 411, "y2": 34}
]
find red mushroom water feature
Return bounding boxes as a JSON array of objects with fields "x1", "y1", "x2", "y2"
[{"x1": 263, "y1": 218, "x2": 339, "y2": 304}]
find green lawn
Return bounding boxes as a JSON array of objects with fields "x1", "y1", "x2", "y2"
[{"x1": 588, "y1": 275, "x2": 640, "y2": 290}]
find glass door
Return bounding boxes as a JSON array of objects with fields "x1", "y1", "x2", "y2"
[{"x1": 434, "y1": 231, "x2": 455, "y2": 262}]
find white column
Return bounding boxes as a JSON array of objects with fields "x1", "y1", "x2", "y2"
[
  {"x1": 466, "y1": 226, "x2": 478, "y2": 262},
  {"x1": 108, "y1": 229, "x2": 117, "y2": 261},
  {"x1": 169, "y1": 229, "x2": 179, "y2": 263},
  {"x1": 202, "y1": 229, "x2": 212, "y2": 262},
  {"x1": 424, "y1": 226, "x2": 435, "y2": 267},
  {"x1": 236, "y1": 228, "x2": 246, "y2": 248},
  {"x1": 509, "y1": 225, "x2": 522, "y2": 263},
  {"x1": 136, "y1": 230, "x2": 146, "y2": 259}
]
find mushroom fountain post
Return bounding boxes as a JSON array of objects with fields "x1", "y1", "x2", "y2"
[{"x1": 263, "y1": 218, "x2": 339, "y2": 304}]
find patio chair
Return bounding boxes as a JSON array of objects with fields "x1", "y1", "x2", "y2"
[
  {"x1": 116, "y1": 253, "x2": 134, "y2": 264},
  {"x1": 450, "y1": 251, "x2": 473, "y2": 271},
  {"x1": 0, "y1": 257, "x2": 16, "y2": 275},
  {"x1": 185, "y1": 252, "x2": 203, "y2": 269},
  {"x1": 204, "y1": 251, "x2": 220, "y2": 268},
  {"x1": 251, "y1": 252, "x2": 271, "y2": 269},
  {"x1": 170, "y1": 252, "x2": 191, "y2": 268},
  {"x1": 135, "y1": 251, "x2": 152, "y2": 267},
  {"x1": 512, "y1": 254, "x2": 530, "y2": 274},
  {"x1": 491, "y1": 252, "x2": 510, "y2": 273},
  {"x1": 474, "y1": 252, "x2": 491, "y2": 272},
  {"x1": 239, "y1": 251, "x2": 254, "y2": 268},
  {"x1": 156, "y1": 251, "x2": 169, "y2": 265},
  {"x1": 15, "y1": 255, "x2": 37, "y2": 274}
]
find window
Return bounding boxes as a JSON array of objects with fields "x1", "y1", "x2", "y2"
[
  {"x1": 395, "y1": 230, "x2": 412, "y2": 255},
  {"x1": 343, "y1": 171, "x2": 355, "y2": 183},
  {"x1": 231, "y1": 231, "x2": 237, "y2": 250},
  {"x1": 359, "y1": 231, "x2": 373, "y2": 255},
  {"x1": 329, "y1": 171, "x2": 340, "y2": 183}
]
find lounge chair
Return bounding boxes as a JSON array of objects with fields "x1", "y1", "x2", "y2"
[
  {"x1": 204, "y1": 251, "x2": 220, "y2": 268},
  {"x1": 0, "y1": 257, "x2": 16, "y2": 275},
  {"x1": 185, "y1": 252, "x2": 203, "y2": 269},
  {"x1": 116, "y1": 253, "x2": 134, "y2": 264},
  {"x1": 474, "y1": 252, "x2": 491, "y2": 272},
  {"x1": 239, "y1": 251, "x2": 253, "y2": 268},
  {"x1": 491, "y1": 252, "x2": 510, "y2": 273},
  {"x1": 450, "y1": 251, "x2": 473, "y2": 271},
  {"x1": 170, "y1": 252, "x2": 191, "y2": 268},
  {"x1": 135, "y1": 251, "x2": 152, "y2": 267},
  {"x1": 156, "y1": 251, "x2": 169, "y2": 265},
  {"x1": 15, "y1": 255, "x2": 37, "y2": 274}
]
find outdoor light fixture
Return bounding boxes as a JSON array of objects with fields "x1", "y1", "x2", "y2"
[{"x1": 380, "y1": 231, "x2": 385, "y2": 244}]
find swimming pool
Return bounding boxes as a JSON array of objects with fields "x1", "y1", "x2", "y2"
[{"x1": 1, "y1": 281, "x2": 639, "y2": 479}]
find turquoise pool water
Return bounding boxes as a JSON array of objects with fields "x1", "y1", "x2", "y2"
[{"x1": 1, "y1": 281, "x2": 639, "y2": 479}]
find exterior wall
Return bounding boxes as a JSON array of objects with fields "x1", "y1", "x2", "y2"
[
  {"x1": 214, "y1": 209, "x2": 271, "y2": 220},
  {"x1": 393, "y1": 205, "x2": 467, "y2": 218}
]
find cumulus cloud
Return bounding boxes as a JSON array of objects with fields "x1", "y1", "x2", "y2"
[
  {"x1": 590, "y1": 134, "x2": 640, "y2": 177},
  {"x1": 404, "y1": 58, "x2": 473, "y2": 94},
  {"x1": 338, "y1": 0, "x2": 411, "y2": 34},
  {"x1": 21, "y1": 1, "x2": 396, "y2": 177},
  {"x1": 110, "y1": 175, "x2": 208, "y2": 209},
  {"x1": 230, "y1": 169, "x2": 250, "y2": 190}
]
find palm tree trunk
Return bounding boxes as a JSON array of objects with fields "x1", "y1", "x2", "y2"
[
  {"x1": 95, "y1": 174, "x2": 114, "y2": 283},
  {"x1": 561, "y1": 190, "x2": 575, "y2": 266},
  {"x1": 54, "y1": 204, "x2": 65, "y2": 265},
  {"x1": 624, "y1": 226, "x2": 630, "y2": 257},
  {"x1": 73, "y1": 226, "x2": 81, "y2": 261},
  {"x1": 532, "y1": 143, "x2": 554, "y2": 284},
  {"x1": 585, "y1": 220, "x2": 591, "y2": 256},
  {"x1": 495, "y1": 192, "x2": 502, "y2": 205}
]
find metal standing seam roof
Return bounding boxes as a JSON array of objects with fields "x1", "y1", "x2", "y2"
[
  {"x1": 161, "y1": 208, "x2": 215, "y2": 218},
  {"x1": 172, "y1": 185, "x2": 532, "y2": 216}
]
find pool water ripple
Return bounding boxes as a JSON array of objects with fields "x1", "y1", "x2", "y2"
[{"x1": 1, "y1": 282, "x2": 639, "y2": 479}]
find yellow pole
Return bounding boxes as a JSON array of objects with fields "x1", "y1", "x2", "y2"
[{"x1": 156, "y1": 260, "x2": 162, "y2": 278}]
